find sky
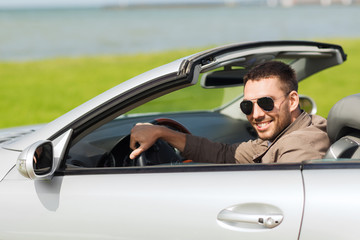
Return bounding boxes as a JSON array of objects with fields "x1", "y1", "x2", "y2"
[{"x1": 0, "y1": 0, "x2": 249, "y2": 9}]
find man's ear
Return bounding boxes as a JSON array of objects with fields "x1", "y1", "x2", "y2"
[{"x1": 288, "y1": 91, "x2": 299, "y2": 112}]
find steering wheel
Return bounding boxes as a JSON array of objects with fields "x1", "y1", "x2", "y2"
[
  {"x1": 151, "y1": 118, "x2": 191, "y2": 134},
  {"x1": 135, "y1": 118, "x2": 191, "y2": 166},
  {"x1": 103, "y1": 118, "x2": 191, "y2": 167}
]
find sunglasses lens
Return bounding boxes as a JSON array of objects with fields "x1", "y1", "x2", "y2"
[
  {"x1": 257, "y1": 97, "x2": 274, "y2": 111},
  {"x1": 240, "y1": 100, "x2": 253, "y2": 115},
  {"x1": 240, "y1": 97, "x2": 275, "y2": 115}
]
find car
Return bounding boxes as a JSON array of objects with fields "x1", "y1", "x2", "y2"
[{"x1": 0, "y1": 40, "x2": 359, "y2": 240}]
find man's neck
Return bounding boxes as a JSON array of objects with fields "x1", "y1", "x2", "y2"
[{"x1": 291, "y1": 108, "x2": 302, "y2": 123}]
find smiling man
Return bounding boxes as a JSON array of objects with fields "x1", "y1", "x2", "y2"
[{"x1": 130, "y1": 61, "x2": 331, "y2": 164}]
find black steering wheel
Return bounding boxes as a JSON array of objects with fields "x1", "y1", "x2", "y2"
[
  {"x1": 135, "y1": 118, "x2": 192, "y2": 166},
  {"x1": 103, "y1": 118, "x2": 191, "y2": 167}
]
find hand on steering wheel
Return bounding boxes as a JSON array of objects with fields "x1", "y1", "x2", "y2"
[{"x1": 130, "y1": 118, "x2": 191, "y2": 166}]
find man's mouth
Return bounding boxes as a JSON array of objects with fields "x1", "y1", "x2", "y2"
[{"x1": 255, "y1": 121, "x2": 271, "y2": 130}]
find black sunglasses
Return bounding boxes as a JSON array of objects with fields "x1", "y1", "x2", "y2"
[{"x1": 240, "y1": 96, "x2": 276, "y2": 115}]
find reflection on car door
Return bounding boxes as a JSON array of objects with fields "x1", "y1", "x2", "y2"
[
  {"x1": 55, "y1": 165, "x2": 303, "y2": 239},
  {"x1": 0, "y1": 165, "x2": 304, "y2": 239},
  {"x1": 300, "y1": 163, "x2": 360, "y2": 240}
]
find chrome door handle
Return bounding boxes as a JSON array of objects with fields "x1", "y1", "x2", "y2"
[{"x1": 217, "y1": 209, "x2": 283, "y2": 229}]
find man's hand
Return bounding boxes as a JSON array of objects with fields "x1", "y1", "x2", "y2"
[
  {"x1": 129, "y1": 123, "x2": 187, "y2": 160},
  {"x1": 130, "y1": 123, "x2": 159, "y2": 159}
]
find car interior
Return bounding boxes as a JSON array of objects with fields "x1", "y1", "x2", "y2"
[
  {"x1": 63, "y1": 89, "x2": 322, "y2": 169},
  {"x1": 323, "y1": 93, "x2": 360, "y2": 159},
  {"x1": 63, "y1": 44, "x2": 353, "y2": 169}
]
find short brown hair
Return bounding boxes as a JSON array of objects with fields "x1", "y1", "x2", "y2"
[{"x1": 243, "y1": 61, "x2": 297, "y2": 94}]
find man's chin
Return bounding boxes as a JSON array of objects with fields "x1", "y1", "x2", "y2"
[{"x1": 257, "y1": 131, "x2": 275, "y2": 141}]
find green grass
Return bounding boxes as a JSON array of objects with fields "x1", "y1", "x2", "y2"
[
  {"x1": 299, "y1": 38, "x2": 360, "y2": 116},
  {"x1": 0, "y1": 39, "x2": 359, "y2": 128},
  {"x1": 0, "y1": 48, "x2": 200, "y2": 128}
]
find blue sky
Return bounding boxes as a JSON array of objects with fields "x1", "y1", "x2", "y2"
[{"x1": 0, "y1": 0, "x2": 247, "y2": 9}]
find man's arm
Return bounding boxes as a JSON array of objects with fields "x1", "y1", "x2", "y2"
[
  {"x1": 129, "y1": 123, "x2": 186, "y2": 159},
  {"x1": 130, "y1": 123, "x2": 239, "y2": 164},
  {"x1": 182, "y1": 134, "x2": 238, "y2": 163}
]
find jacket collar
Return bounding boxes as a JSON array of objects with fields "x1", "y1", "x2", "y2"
[
  {"x1": 252, "y1": 111, "x2": 310, "y2": 162},
  {"x1": 270, "y1": 110, "x2": 310, "y2": 144}
]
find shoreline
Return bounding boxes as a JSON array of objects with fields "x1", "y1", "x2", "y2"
[
  {"x1": 0, "y1": 37, "x2": 359, "y2": 63},
  {"x1": 1, "y1": 0, "x2": 360, "y2": 11}
]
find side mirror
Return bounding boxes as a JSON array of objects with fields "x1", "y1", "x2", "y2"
[
  {"x1": 299, "y1": 94, "x2": 317, "y2": 115},
  {"x1": 16, "y1": 129, "x2": 72, "y2": 180},
  {"x1": 17, "y1": 140, "x2": 54, "y2": 180}
]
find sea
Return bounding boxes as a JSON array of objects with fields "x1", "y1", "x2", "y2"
[{"x1": 1, "y1": 4, "x2": 360, "y2": 61}]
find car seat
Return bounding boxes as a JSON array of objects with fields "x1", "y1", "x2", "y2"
[{"x1": 323, "y1": 93, "x2": 360, "y2": 159}]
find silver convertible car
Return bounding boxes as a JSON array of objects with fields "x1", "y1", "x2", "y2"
[{"x1": 0, "y1": 41, "x2": 359, "y2": 240}]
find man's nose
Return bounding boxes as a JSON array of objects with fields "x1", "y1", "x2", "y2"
[{"x1": 252, "y1": 102, "x2": 265, "y2": 119}]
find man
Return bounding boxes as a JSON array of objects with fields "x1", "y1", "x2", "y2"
[{"x1": 129, "y1": 61, "x2": 330, "y2": 164}]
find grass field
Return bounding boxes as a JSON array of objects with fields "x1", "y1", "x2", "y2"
[
  {"x1": 299, "y1": 39, "x2": 360, "y2": 117},
  {"x1": 0, "y1": 39, "x2": 359, "y2": 128}
]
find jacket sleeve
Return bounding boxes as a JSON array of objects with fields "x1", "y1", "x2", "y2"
[{"x1": 181, "y1": 135, "x2": 238, "y2": 163}]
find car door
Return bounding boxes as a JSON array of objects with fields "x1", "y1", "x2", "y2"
[
  {"x1": 1, "y1": 164, "x2": 304, "y2": 240},
  {"x1": 300, "y1": 161, "x2": 360, "y2": 240}
]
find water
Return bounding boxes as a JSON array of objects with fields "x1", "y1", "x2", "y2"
[{"x1": 1, "y1": 5, "x2": 360, "y2": 61}]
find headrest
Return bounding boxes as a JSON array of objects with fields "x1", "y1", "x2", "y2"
[{"x1": 327, "y1": 93, "x2": 360, "y2": 143}]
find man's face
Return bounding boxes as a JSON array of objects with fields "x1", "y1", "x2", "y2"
[{"x1": 243, "y1": 77, "x2": 292, "y2": 141}]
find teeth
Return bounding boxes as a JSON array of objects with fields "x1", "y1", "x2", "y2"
[{"x1": 257, "y1": 122, "x2": 268, "y2": 128}]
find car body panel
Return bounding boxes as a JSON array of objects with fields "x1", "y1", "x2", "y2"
[
  {"x1": 300, "y1": 162, "x2": 360, "y2": 240},
  {"x1": 0, "y1": 148, "x2": 20, "y2": 181},
  {"x1": 1, "y1": 166, "x2": 304, "y2": 240}
]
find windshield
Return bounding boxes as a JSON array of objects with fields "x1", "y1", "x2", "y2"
[{"x1": 126, "y1": 74, "x2": 244, "y2": 115}]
